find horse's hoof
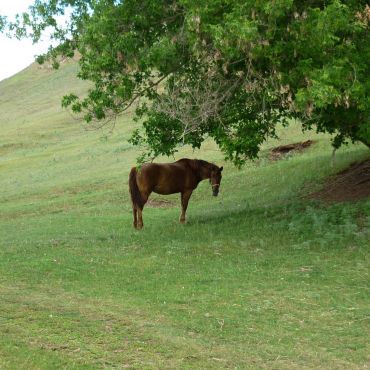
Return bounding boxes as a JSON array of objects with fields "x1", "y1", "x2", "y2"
[
  {"x1": 179, "y1": 219, "x2": 186, "y2": 224},
  {"x1": 133, "y1": 222, "x2": 143, "y2": 230}
]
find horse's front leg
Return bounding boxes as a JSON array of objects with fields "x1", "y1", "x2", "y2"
[{"x1": 180, "y1": 190, "x2": 193, "y2": 224}]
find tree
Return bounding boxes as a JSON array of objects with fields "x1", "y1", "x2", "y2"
[{"x1": 1, "y1": 0, "x2": 369, "y2": 165}]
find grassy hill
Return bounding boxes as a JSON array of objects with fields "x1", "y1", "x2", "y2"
[{"x1": 0, "y1": 61, "x2": 369, "y2": 369}]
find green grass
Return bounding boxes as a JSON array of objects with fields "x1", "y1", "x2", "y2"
[{"x1": 0, "y1": 61, "x2": 369, "y2": 369}]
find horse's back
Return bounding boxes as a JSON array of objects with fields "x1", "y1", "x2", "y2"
[{"x1": 137, "y1": 161, "x2": 192, "y2": 195}]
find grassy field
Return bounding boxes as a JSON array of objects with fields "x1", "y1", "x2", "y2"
[{"x1": 0, "y1": 61, "x2": 369, "y2": 369}]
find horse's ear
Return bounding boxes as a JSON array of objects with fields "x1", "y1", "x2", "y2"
[{"x1": 219, "y1": 166, "x2": 223, "y2": 172}]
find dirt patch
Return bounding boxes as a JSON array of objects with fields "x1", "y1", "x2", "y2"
[
  {"x1": 0, "y1": 143, "x2": 27, "y2": 155},
  {"x1": 269, "y1": 140, "x2": 314, "y2": 161},
  {"x1": 310, "y1": 159, "x2": 370, "y2": 203},
  {"x1": 146, "y1": 199, "x2": 176, "y2": 208}
]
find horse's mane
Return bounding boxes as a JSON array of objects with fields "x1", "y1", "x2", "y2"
[
  {"x1": 177, "y1": 158, "x2": 217, "y2": 172},
  {"x1": 191, "y1": 159, "x2": 217, "y2": 172},
  {"x1": 195, "y1": 159, "x2": 211, "y2": 168}
]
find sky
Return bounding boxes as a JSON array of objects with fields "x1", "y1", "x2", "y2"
[{"x1": 0, "y1": 1, "x2": 54, "y2": 81}]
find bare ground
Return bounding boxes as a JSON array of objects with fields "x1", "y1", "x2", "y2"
[
  {"x1": 310, "y1": 158, "x2": 370, "y2": 202},
  {"x1": 269, "y1": 140, "x2": 315, "y2": 161},
  {"x1": 146, "y1": 198, "x2": 176, "y2": 208}
]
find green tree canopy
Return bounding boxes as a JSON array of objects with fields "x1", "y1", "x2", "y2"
[{"x1": 2, "y1": 0, "x2": 369, "y2": 165}]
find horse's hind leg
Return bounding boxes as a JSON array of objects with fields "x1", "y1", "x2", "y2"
[
  {"x1": 132, "y1": 205, "x2": 138, "y2": 229},
  {"x1": 136, "y1": 191, "x2": 150, "y2": 229},
  {"x1": 137, "y1": 207, "x2": 143, "y2": 229},
  {"x1": 180, "y1": 190, "x2": 192, "y2": 224}
]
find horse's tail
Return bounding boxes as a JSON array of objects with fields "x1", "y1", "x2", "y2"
[{"x1": 129, "y1": 167, "x2": 144, "y2": 209}]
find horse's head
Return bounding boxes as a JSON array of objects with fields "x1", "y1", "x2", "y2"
[{"x1": 210, "y1": 165, "x2": 223, "y2": 196}]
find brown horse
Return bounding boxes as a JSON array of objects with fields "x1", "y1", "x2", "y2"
[{"x1": 129, "y1": 158, "x2": 223, "y2": 229}]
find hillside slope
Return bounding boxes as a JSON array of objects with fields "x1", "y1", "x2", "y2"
[{"x1": 0, "y1": 61, "x2": 369, "y2": 369}]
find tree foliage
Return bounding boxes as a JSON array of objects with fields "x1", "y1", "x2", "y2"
[{"x1": 1, "y1": 0, "x2": 369, "y2": 165}]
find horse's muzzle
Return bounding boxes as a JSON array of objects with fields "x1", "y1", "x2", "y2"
[{"x1": 212, "y1": 183, "x2": 220, "y2": 196}]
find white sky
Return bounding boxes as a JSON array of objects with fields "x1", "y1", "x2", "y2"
[{"x1": 0, "y1": 1, "x2": 55, "y2": 81}]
